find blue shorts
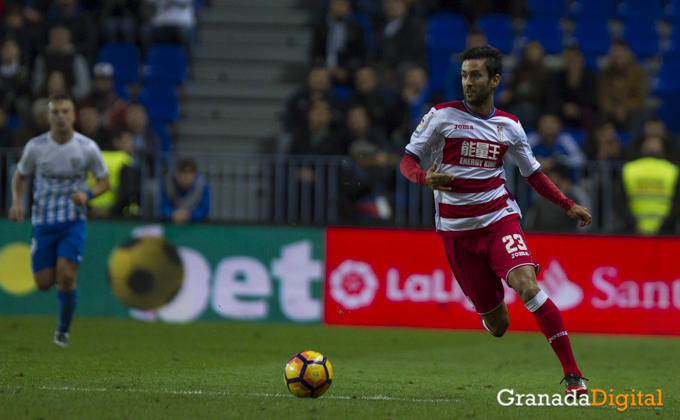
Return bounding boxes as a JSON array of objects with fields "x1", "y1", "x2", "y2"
[{"x1": 31, "y1": 220, "x2": 87, "y2": 273}]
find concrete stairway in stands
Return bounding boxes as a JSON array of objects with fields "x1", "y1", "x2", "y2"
[{"x1": 176, "y1": 0, "x2": 315, "y2": 154}]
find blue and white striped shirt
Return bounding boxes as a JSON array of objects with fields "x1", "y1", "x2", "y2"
[{"x1": 17, "y1": 132, "x2": 108, "y2": 225}]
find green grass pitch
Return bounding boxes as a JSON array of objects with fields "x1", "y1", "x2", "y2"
[{"x1": 0, "y1": 316, "x2": 677, "y2": 420}]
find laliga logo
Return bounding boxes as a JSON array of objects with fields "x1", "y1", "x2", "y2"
[
  {"x1": 329, "y1": 260, "x2": 379, "y2": 310},
  {"x1": 537, "y1": 259, "x2": 584, "y2": 310}
]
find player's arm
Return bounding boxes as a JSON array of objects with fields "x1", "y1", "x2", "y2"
[
  {"x1": 72, "y1": 144, "x2": 110, "y2": 206},
  {"x1": 399, "y1": 107, "x2": 453, "y2": 191},
  {"x1": 524, "y1": 171, "x2": 591, "y2": 227},
  {"x1": 8, "y1": 171, "x2": 27, "y2": 223},
  {"x1": 506, "y1": 125, "x2": 592, "y2": 227},
  {"x1": 71, "y1": 175, "x2": 110, "y2": 206},
  {"x1": 9, "y1": 141, "x2": 36, "y2": 223}
]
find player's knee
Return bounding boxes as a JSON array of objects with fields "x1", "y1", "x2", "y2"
[
  {"x1": 508, "y1": 269, "x2": 540, "y2": 303},
  {"x1": 57, "y1": 273, "x2": 76, "y2": 289},
  {"x1": 33, "y1": 274, "x2": 55, "y2": 291},
  {"x1": 35, "y1": 280, "x2": 54, "y2": 292}
]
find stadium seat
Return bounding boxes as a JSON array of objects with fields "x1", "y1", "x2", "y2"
[
  {"x1": 523, "y1": 18, "x2": 563, "y2": 54},
  {"x1": 618, "y1": 0, "x2": 663, "y2": 21},
  {"x1": 571, "y1": 20, "x2": 611, "y2": 58},
  {"x1": 427, "y1": 13, "x2": 467, "y2": 51},
  {"x1": 570, "y1": 0, "x2": 616, "y2": 20},
  {"x1": 657, "y1": 98, "x2": 680, "y2": 133},
  {"x1": 149, "y1": 117, "x2": 173, "y2": 152},
  {"x1": 526, "y1": 0, "x2": 566, "y2": 18},
  {"x1": 139, "y1": 85, "x2": 179, "y2": 122},
  {"x1": 624, "y1": 22, "x2": 660, "y2": 58},
  {"x1": 617, "y1": 130, "x2": 632, "y2": 148},
  {"x1": 664, "y1": 28, "x2": 680, "y2": 59},
  {"x1": 353, "y1": 11, "x2": 377, "y2": 53},
  {"x1": 142, "y1": 44, "x2": 188, "y2": 86},
  {"x1": 477, "y1": 14, "x2": 514, "y2": 54},
  {"x1": 97, "y1": 43, "x2": 140, "y2": 83},
  {"x1": 665, "y1": 0, "x2": 680, "y2": 21},
  {"x1": 652, "y1": 60, "x2": 680, "y2": 96},
  {"x1": 113, "y1": 80, "x2": 132, "y2": 101},
  {"x1": 427, "y1": 13, "x2": 467, "y2": 92}
]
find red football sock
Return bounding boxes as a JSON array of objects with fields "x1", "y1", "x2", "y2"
[{"x1": 526, "y1": 292, "x2": 581, "y2": 377}]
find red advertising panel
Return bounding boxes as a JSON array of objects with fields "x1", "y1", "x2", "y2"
[{"x1": 325, "y1": 227, "x2": 680, "y2": 335}]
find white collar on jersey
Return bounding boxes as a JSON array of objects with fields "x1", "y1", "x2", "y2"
[{"x1": 462, "y1": 100, "x2": 497, "y2": 120}]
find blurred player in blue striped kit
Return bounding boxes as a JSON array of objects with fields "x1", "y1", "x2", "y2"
[{"x1": 9, "y1": 93, "x2": 110, "y2": 347}]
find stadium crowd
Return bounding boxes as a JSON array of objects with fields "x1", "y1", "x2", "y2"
[
  {"x1": 2, "y1": 0, "x2": 680, "y2": 235},
  {"x1": 0, "y1": 0, "x2": 204, "y2": 223},
  {"x1": 282, "y1": 0, "x2": 680, "y2": 235}
]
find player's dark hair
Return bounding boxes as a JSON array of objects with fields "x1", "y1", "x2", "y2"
[
  {"x1": 48, "y1": 93, "x2": 74, "y2": 106},
  {"x1": 176, "y1": 159, "x2": 197, "y2": 173},
  {"x1": 457, "y1": 46, "x2": 503, "y2": 78}
]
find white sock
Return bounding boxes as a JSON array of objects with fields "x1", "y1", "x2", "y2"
[{"x1": 524, "y1": 290, "x2": 549, "y2": 313}]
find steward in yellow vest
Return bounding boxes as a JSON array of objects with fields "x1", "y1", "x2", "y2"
[
  {"x1": 622, "y1": 139, "x2": 679, "y2": 235},
  {"x1": 88, "y1": 130, "x2": 140, "y2": 217}
]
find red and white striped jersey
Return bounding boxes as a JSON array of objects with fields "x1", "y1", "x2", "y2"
[{"x1": 405, "y1": 101, "x2": 541, "y2": 236}]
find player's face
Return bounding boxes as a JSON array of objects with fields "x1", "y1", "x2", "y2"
[
  {"x1": 48, "y1": 99, "x2": 75, "y2": 133},
  {"x1": 461, "y1": 59, "x2": 499, "y2": 106}
]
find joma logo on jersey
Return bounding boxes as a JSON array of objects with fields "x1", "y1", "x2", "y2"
[
  {"x1": 460, "y1": 140, "x2": 501, "y2": 167},
  {"x1": 454, "y1": 124, "x2": 474, "y2": 130}
]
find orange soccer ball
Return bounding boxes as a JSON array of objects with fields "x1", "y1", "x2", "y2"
[{"x1": 283, "y1": 351, "x2": 333, "y2": 398}]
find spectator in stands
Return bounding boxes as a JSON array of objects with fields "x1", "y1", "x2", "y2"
[
  {"x1": 41, "y1": 70, "x2": 69, "y2": 96},
  {"x1": 77, "y1": 104, "x2": 112, "y2": 150},
  {"x1": 620, "y1": 136, "x2": 680, "y2": 235},
  {"x1": 598, "y1": 39, "x2": 646, "y2": 132},
  {"x1": 396, "y1": 66, "x2": 431, "y2": 135},
  {"x1": 142, "y1": 0, "x2": 196, "y2": 54},
  {"x1": 289, "y1": 100, "x2": 349, "y2": 155},
  {"x1": 525, "y1": 163, "x2": 591, "y2": 233},
  {"x1": 46, "y1": 0, "x2": 98, "y2": 61},
  {"x1": 20, "y1": 0, "x2": 51, "y2": 50},
  {"x1": 584, "y1": 120, "x2": 625, "y2": 162},
  {"x1": 339, "y1": 140, "x2": 395, "y2": 223},
  {"x1": 0, "y1": 107, "x2": 14, "y2": 148},
  {"x1": 375, "y1": 0, "x2": 427, "y2": 87},
  {"x1": 32, "y1": 26, "x2": 90, "y2": 101},
  {"x1": 0, "y1": 6, "x2": 33, "y2": 64},
  {"x1": 282, "y1": 67, "x2": 344, "y2": 135},
  {"x1": 89, "y1": 128, "x2": 140, "y2": 218},
  {"x1": 344, "y1": 105, "x2": 390, "y2": 150},
  {"x1": 444, "y1": 28, "x2": 487, "y2": 102},
  {"x1": 545, "y1": 44, "x2": 598, "y2": 132},
  {"x1": 0, "y1": 38, "x2": 31, "y2": 119},
  {"x1": 161, "y1": 158, "x2": 211, "y2": 224},
  {"x1": 629, "y1": 117, "x2": 680, "y2": 162},
  {"x1": 528, "y1": 114, "x2": 586, "y2": 172},
  {"x1": 11, "y1": 97, "x2": 50, "y2": 148},
  {"x1": 498, "y1": 40, "x2": 548, "y2": 130},
  {"x1": 311, "y1": 0, "x2": 368, "y2": 85},
  {"x1": 124, "y1": 103, "x2": 161, "y2": 160},
  {"x1": 100, "y1": 0, "x2": 140, "y2": 44},
  {"x1": 80, "y1": 62, "x2": 128, "y2": 129},
  {"x1": 350, "y1": 67, "x2": 399, "y2": 136},
  {"x1": 0, "y1": 107, "x2": 11, "y2": 213}
]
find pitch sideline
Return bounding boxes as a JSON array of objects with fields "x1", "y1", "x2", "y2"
[{"x1": 0, "y1": 385, "x2": 460, "y2": 404}]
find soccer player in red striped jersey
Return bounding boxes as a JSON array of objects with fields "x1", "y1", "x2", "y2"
[{"x1": 400, "y1": 46, "x2": 592, "y2": 395}]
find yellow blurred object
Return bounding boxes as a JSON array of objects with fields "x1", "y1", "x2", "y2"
[{"x1": 0, "y1": 243, "x2": 36, "y2": 295}]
